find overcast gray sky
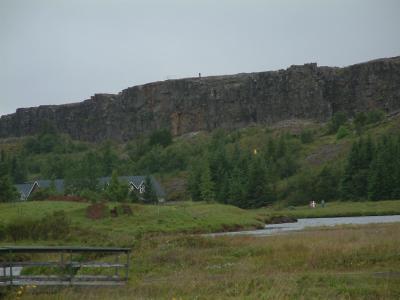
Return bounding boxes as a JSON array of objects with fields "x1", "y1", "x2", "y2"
[{"x1": 0, "y1": 0, "x2": 399, "y2": 116}]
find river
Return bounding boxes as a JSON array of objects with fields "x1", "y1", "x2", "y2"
[{"x1": 209, "y1": 215, "x2": 400, "y2": 237}]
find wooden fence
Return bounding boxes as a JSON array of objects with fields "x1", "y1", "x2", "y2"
[{"x1": 0, "y1": 246, "x2": 131, "y2": 286}]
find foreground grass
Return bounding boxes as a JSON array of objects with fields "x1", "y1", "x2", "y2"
[
  {"x1": 4, "y1": 223, "x2": 400, "y2": 299},
  {"x1": 259, "y1": 200, "x2": 400, "y2": 221},
  {"x1": 0, "y1": 201, "x2": 263, "y2": 240}
]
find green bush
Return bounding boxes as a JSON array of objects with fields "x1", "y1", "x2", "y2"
[
  {"x1": 336, "y1": 126, "x2": 349, "y2": 140},
  {"x1": 328, "y1": 112, "x2": 347, "y2": 134},
  {"x1": 366, "y1": 109, "x2": 385, "y2": 124},
  {"x1": 29, "y1": 188, "x2": 52, "y2": 201},
  {"x1": 4, "y1": 210, "x2": 71, "y2": 241},
  {"x1": 353, "y1": 109, "x2": 385, "y2": 135},
  {"x1": 300, "y1": 129, "x2": 314, "y2": 144},
  {"x1": 354, "y1": 112, "x2": 367, "y2": 135},
  {"x1": 80, "y1": 189, "x2": 101, "y2": 203},
  {"x1": 149, "y1": 129, "x2": 172, "y2": 148},
  {"x1": 0, "y1": 222, "x2": 5, "y2": 240}
]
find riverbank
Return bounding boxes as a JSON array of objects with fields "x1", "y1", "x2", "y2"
[
  {"x1": 258, "y1": 200, "x2": 400, "y2": 221},
  {"x1": 210, "y1": 214, "x2": 400, "y2": 237}
]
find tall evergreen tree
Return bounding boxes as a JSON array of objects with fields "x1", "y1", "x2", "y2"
[
  {"x1": 199, "y1": 159, "x2": 215, "y2": 202},
  {"x1": 0, "y1": 175, "x2": 19, "y2": 202},
  {"x1": 187, "y1": 160, "x2": 202, "y2": 201},
  {"x1": 246, "y1": 155, "x2": 275, "y2": 208},
  {"x1": 143, "y1": 175, "x2": 158, "y2": 204},
  {"x1": 315, "y1": 166, "x2": 340, "y2": 201},
  {"x1": 100, "y1": 142, "x2": 118, "y2": 176},
  {"x1": 65, "y1": 151, "x2": 100, "y2": 193},
  {"x1": 340, "y1": 138, "x2": 372, "y2": 200},
  {"x1": 10, "y1": 155, "x2": 28, "y2": 184},
  {"x1": 227, "y1": 166, "x2": 248, "y2": 208},
  {"x1": 104, "y1": 171, "x2": 128, "y2": 202},
  {"x1": 368, "y1": 136, "x2": 396, "y2": 200}
]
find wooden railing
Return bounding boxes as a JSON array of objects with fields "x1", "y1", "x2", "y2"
[{"x1": 0, "y1": 246, "x2": 131, "y2": 286}]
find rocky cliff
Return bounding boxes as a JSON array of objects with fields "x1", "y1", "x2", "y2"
[{"x1": 1, "y1": 56, "x2": 399, "y2": 142}]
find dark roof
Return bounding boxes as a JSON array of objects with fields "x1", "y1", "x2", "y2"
[
  {"x1": 15, "y1": 176, "x2": 165, "y2": 199},
  {"x1": 15, "y1": 183, "x2": 33, "y2": 198},
  {"x1": 36, "y1": 179, "x2": 65, "y2": 194}
]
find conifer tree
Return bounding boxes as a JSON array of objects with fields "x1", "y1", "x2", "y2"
[
  {"x1": 65, "y1": 151, "x2": 100, "y2": 193},
  {"x1": 10, "y1": 155, "x2": 28, "y2": 184},
  {"x1": 247, "y1": 155, "x2": 275, "y2": 208},
  {"x1": 199, "y1": 159, "x2": 215, "y2": 202},
  {"x1": 143, "y1": 175, "x2": 158, "y2": 204},
  {"x1": 187, "y1": 160, "x2": 202, "y2": 201},
  {"x1": 315, "y1": 166, "x2": 339, "y2": 201},
  {"x1": 340, "y1": 138, "x2": 371, "y2": 200},
  {"x1": 0, "y1": 175, "x2": 19, "y2": 202},
  {"x1": 228, "y1": 167, "x2": 248, "y2": 208},
  {"x1": 104, "y1": 171, "x2": 128, "y2": 202},
  {"x1": 100, "y1": 142, "x2": 118, "y2": 176}
]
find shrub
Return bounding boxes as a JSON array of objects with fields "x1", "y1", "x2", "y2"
[
  {"x1": 353, "y1": 112, "x2": 367, "y2": 135},
  {"x1": 300, "y1": 129, "x2": 314, "y2": 144},
  {"x1": 0, "y1": 222, "x2": 6, "y2": 240},
  {"x1": 366, "y1": 109, "x2": 385, "y2": 124},
  {"x1": 336, "y1": 126, "x2": 349, "y2": 140},
  {"x1": 29, "y1": 188, "x2": 52, "y2": 201},
  {"x1": 149, "y1": 129, "x2": 172, "y2": 148},
  {"x1": 80, "y1": 189, "x2": 100, "y2": 203},
  {"x1": 328, "y1": 112, "x2": 347, "y2": 134},
  {"x1": 86, "y1": 203, "x2": 108, "y2": 220},
  {"x1": 5, "y1": 210, "x2": 71, "y2": 241}
]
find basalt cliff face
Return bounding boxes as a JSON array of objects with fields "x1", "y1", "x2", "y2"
[{"x1": 1, "y1": 56, "x2": 399, "y2": 142}]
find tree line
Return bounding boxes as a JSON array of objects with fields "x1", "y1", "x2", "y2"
[
  {"x1": 1, "y1": 110, "x2": 398, "y2": 206},
  {"x1": 341, "y1": 135, "x2": 400, "y2": 201}
]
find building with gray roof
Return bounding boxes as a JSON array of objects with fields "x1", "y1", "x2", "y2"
[{"x1": 14, "y1": 176, "x2": 165, "y2": 202}]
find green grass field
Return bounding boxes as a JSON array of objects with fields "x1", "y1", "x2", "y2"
[
  {"x1": 1, "y1": 200, "x2": 400, "y2": 299},
  {"x1": 4, "y1": 223, "x2": 400, "y2": 299},
  {"x1": 0, "y1": 201, "x2": 263, "y2": 243}
]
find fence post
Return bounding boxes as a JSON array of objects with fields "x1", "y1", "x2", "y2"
[
  {"x1": 69, "y1": 250, "x2": 73, "y2": 285},
  {"x1": 60, "y1": 251, "x2": 64, "y2": 283},
  {"x1": 115, "y1": 253, "x2": 119, "y2": 278},
  {"x1": 126, "y1": 252, "x2": 130, "y2": 282},
  {"x1": 9, "y1": 249, "x2": 13, "y2": 285}
]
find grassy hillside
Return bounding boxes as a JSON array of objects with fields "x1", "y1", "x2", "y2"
[{"x1": 0, "y1": 201, "x2": 263, "y2": 245}]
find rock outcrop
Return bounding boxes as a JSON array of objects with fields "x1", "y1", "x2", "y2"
[{"x1": 1, "y1": 56, "x2": 399, "y2": 142}]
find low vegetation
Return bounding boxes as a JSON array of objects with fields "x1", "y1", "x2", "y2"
[
  {"x1": 0, "y1": 201, "x2": 263, "y2": 244},
  {"x1": 2, "y1": 223, "x2": 400, "y2": 299}
]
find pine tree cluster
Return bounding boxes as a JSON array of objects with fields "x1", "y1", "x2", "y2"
[
  {"x1": 341, "y1": 135, "x2": 400, "y2": 201},
  {"x1": 187, "y1": 131, "x2": 298, "y2": 208}
]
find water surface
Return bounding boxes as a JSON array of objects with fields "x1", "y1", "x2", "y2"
[{"x1": 210, "y1": 215, "x2": 400, "y2": 237}]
